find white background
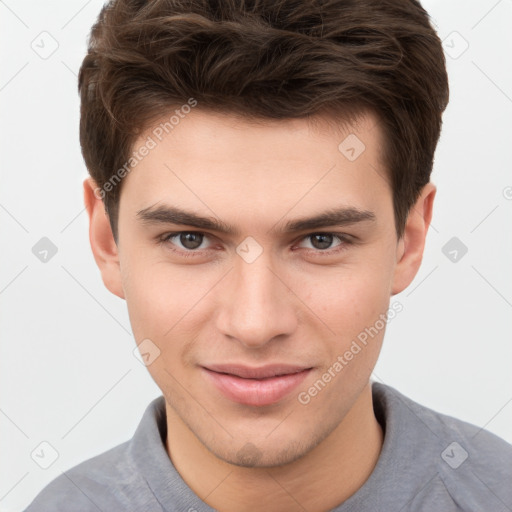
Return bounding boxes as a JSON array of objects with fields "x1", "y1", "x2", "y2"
[{"x1": 1, "y1": 1, "x2": 511, "y2": 511}]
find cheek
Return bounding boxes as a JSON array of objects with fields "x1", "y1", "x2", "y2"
[
  {"x1": 121, "y1": 256, "x2": 215, "y2": 346},
  {"x1": 121, "y1": 260, "x2": 206, "y2": 390},
  {"x1": 303, "y1": 268, "x2": 392, "y2": 397},
  {"x1": 121, "y1": 255, "x2": 174, "y2": 340},
  {"x1": 305, "y1": 261, "x2": 393, "y2": 338}
]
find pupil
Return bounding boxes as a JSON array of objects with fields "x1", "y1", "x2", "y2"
[
  {"x1": 312, "y1": 234, "x2": 333, "y2": 250},
  {"x1": 181, "y1": 233, "x2": 203, "y2": 249}
]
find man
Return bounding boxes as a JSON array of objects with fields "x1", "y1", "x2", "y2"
[{"x1": 25, "y1": 0, "x2": 512, "y2": 510}]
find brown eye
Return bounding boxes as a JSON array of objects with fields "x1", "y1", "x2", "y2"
[
  {"x1": 295, "y1": 233, "x2": 351, "y2": 255},
  {"x1": 179, "y1": 232, "x2": 204, "y2": 249},
  {"x1": 161, "y1": 231, "x2": 211, "y2": 252},
  {"x1": 309, "y1": 233, "x2": 335, "y2": 250}
]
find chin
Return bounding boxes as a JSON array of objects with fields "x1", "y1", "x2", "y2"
[
  {"x1": 214, "y1": 439, "x2": 308, "y2": 468},
  {"x1": 203, "y1": 422, "x2": 333, "y2": 469}
]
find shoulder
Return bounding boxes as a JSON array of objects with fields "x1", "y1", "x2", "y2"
[
  {"x1": 23, "y1": 441, "x2": 144, "y2": 512},
  {"x1": 377, "y1": 382, "x2": 512, "y2": 458},
  {"x1": 373, "y1": 382, "x2": 512, "y2": 509},
  {"x1": 23, "y1": 395, "x2": 169, "y2": 512},
  {"x1": 24, "y1": 396, "x2": 167, "y2": 511}
]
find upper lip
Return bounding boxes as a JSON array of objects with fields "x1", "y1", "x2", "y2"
[{"x1": 203, "y1": 364, "x2": 312, "y2": 379}]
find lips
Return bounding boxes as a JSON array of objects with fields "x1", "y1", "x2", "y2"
[{"x1": 202, "y1": 364, "x2": 312, "y2": 406}]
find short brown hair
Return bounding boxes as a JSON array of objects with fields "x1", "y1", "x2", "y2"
[{"x1": 78, "y1": 0, "x2": 449, "y2": 239}]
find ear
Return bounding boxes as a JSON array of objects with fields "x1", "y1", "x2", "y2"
[
  {"x1": 83, "y1": 178, "x2": 125, "y2": 299},
  {"x1": 391, "y1": 182, "x2": 436, "y2": 295}
]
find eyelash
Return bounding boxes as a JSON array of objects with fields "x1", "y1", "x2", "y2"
[{"x1": 158, "y1": 231, "x2": 353, "y2": 258}]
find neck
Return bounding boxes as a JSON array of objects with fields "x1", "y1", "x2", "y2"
[{"x1": 165, "y1": 382, "x2": 383, "y2": 512}]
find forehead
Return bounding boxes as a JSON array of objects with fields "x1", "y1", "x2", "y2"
[
  {"x1": 119, "y1": 109, "x2": 390, "y2": 227},
  {"x1": 140, "y1": 108, "x2": 382, "y2": 159}
]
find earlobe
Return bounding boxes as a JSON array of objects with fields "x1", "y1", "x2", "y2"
[
  {"x1": 391, "y1": 182, "x2": 436, "y2": 295},
  {"x1": 83, "y1": 178, "x2": 125, "y2": 299}
]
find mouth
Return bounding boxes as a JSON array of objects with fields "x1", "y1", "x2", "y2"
[{"x1": 201, "y1": 364, "x2": 313, "y2": 406}]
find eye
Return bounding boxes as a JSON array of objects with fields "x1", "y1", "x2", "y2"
[
  {"x1": 161, "y1": 231, "x2": 212, "y2": 251},
  {"x1": 296, "y1": 233, "x2": 349, "y2": 252}
]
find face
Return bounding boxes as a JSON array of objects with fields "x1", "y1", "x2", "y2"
[{"x1": 101, "y1": 109, "x2": 410, "y2": 467}]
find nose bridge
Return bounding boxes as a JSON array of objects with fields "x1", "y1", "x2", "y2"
[
  {"x1": 216, "y1": 249, "x2": 296, "y2": 348},
  {"x1": 236, "y1": 254, "x2": 276, "y2": 307}
]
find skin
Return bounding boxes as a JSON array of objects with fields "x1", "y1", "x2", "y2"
[{"x1": 84, "y1": 109, "x2": 435, "y2": 512}]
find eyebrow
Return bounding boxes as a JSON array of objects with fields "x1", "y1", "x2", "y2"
[{"x1": 136, "y1": 204, "x2": 376, "y2": 236}]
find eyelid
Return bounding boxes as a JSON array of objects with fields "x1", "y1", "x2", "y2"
[
  {"x1": 159, "y1": 231, "x2": 215, "y2": 253},
  {"x1": 159, "y1": 230, "x2": 353, "y2": 257},
  {"x1": 292, "y1": 232, "x2": 354, "y2": 256}
]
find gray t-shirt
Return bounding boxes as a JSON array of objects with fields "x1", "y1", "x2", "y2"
[{"x1": 24, "y1": 382, "x2": 512, "y2": 511}]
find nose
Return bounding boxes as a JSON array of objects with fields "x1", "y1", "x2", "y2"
[{"x1": 215, "y1": 252, "x2": 298, "y2": 349}]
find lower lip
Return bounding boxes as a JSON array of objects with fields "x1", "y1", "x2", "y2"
[{"x1": 202, "y1": 367, "x2": 312, "y2": 406}]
